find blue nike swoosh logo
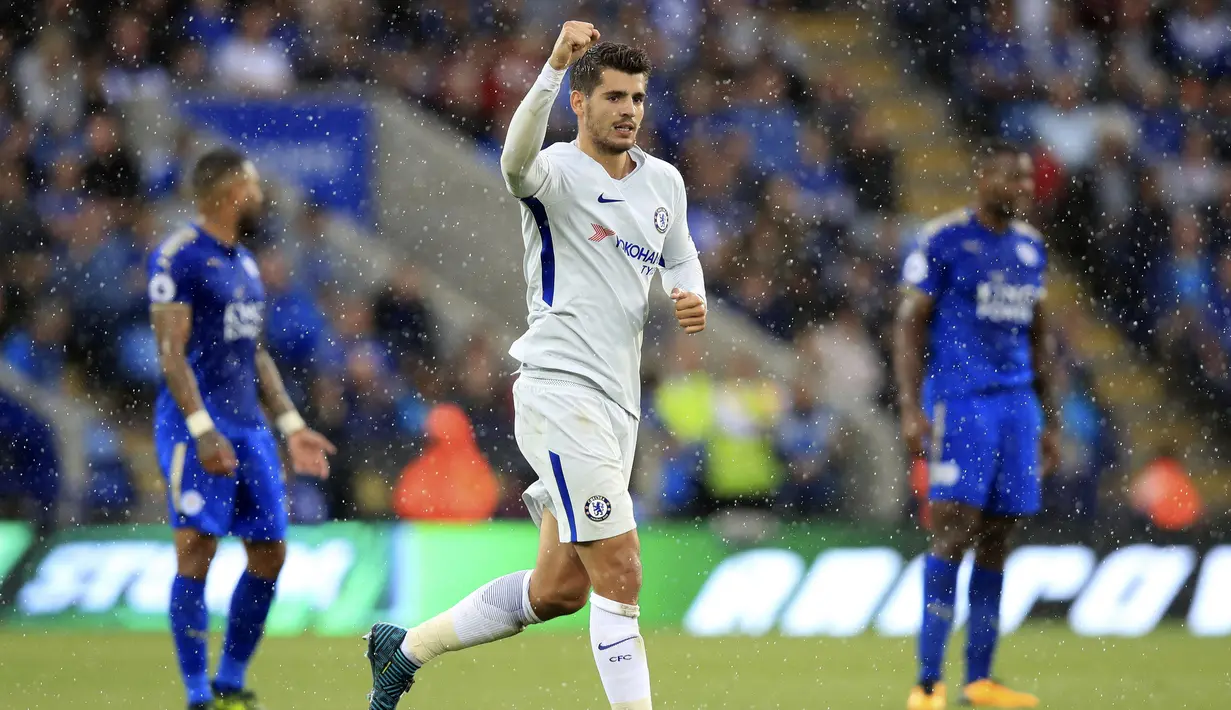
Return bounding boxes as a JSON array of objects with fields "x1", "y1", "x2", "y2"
[
  {"x1": 597, "y1": 194, "x2": 624, "y2": 203},
  {"x1": 597, "y1": 636, "x2": 637, "y2": 650}
]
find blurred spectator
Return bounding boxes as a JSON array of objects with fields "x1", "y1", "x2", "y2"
[
  {"x1": 182, "y1": 0, "x2": 232, "y2": 52},
  {"x1": 1, "y1": 119, "x2": 44, "y2": 193},
  {"x1": 214, "y1": 1, "x2": 294, "y2": 95},
  {"x1": 843, "y1": 115, "x2": 898, "y2": 213},
  {"x1": 303, "y1": 375, "x2": 355, "y2": 519},
  {"x1": 102, "y1": 9, "x2": 171, "y2": 103},
  {"x1": 703, "y1": 354, "x2": 785, "y2": 509},
  {"x1": 393, "y1": 402, "x2": 499, "y2": 521},
  {"x1": 963, "y1": 0, "x2": 1035, "y2": 136},
  {"x1": 1136, "y1": 75, "x2": 1187, "y2": 162},
  {"x1": 725, "y1": 2, "x2": 779, "y2": 70},
  {"x1": 35, "y1": 151, "x2": 83, "y2": 223},
  {"x1": 2, "y1": 298, "x2": 69, "y2": 387},
  {"x1": 297, "y1": 0, "x2": 369, "y2": 83},
  {"x1": 274, "y1": 203, "x2": 358, "y2": 291},
  {"x1": 1129, "y1": 446, "x2": 1204, "y2": 531},
  {"x1": 57, "y1": 200, "x2": 146, "y2": 384},
  {"x1": 795, "y1": 124, "x2": 855, "y2": 225},
  {"x1": 805, "y1": 305, "x2": 885, "y2": 408},
  {"x1": 1159, "y1": 129, "x2": 1222, "y2": 209},
  {"x1": 1052, "y1": 127, "x2": 1144, "y2": 271},
  {"x1": 170, "y1": 41, "x2": 212, "y2": 89},
  {"x1": 1208, "y1": 78, "x2": 1231, "y2": 161},
  {"x1": 0, "y1": 166, "x2": 52, "y2": 313},
  {"x1": 1107, "y1": 169, "x2": 1171, "y2": 345},
  {"x1": 1155, "y1": 212, "x2": 1225, "y2": 380},
  {"x1": 774, "y1": 376, "x2": 842, "y2": 518},
  {"x1": 451, "y1": 334, "x2": 520, "y2": 483},
  {"x1": 259, "y1": 248, "x2": 335, "y2": 388},
  {"x1": 80, "y1": 112, "x2": 141, "y2": 201},
  {"x1": 13, "y1": 27, "x2": 83, "y2": 138},
  {"x1": 1030, "y1": 76, "x2": 1101, "y2": 171},
  {"x1": 1109, "y1": 0, "x2": 1163, "y2": 93},
  {"x1": 732, "y1": 63, "x2": 798, "y2": 174},
  {"x1": 651, "y1": 335, "x2": 713, "y2": 515},
  {"x1": 373, "y1": 265, "x2": 437, "y2": 367},
  {"x1": 1028, "y1": 4, "x2": 1099, "y2": 88},
  {"x1": 82, "y1": 422, "x2": 135, "y2": 523},
  {"x1": 338, "y1": 328, "x2": 406, "y2": 454},
  {"x1": 0, "y1": 392, "x2": 59, "y2": 533},
  {"x1": 1043, "y1": 367, "x2": 1117, "y2": 524},
  {"x1": 1166, "y1": 0, "x2": 1231, "y2": 77}
]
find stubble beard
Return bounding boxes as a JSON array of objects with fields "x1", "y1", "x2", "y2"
[{"x1": 586, "y1": 113, "x2": 634, "y2": 156}]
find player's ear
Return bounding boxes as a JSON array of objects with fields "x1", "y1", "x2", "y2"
[{"x1": 569, "y1": 89, "x2": 585, "y2": 117}]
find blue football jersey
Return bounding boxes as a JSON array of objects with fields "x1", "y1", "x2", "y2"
[
  {"x1": 901, "y1": 209, "x2": 1047, "y2": 402},
  {"x1": 147, "y1": 225, "x2": 267, "y2": 428}
]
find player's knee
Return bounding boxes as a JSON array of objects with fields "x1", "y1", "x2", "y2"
[
  {"x1": 537, "y1": 577, "x2": 591, "y2": 619},
  {"x1": 590, "y1": 552, "x2": 643, "y2": 603},
  {"x1": 930, "y1": 529, "x2": 973, "y2": 562},
  {"x1": 174, "y1": 532, "x2": 217, "y2": 579},
  {"x1": 244, "y1": 540, "x2": 286, "y2": 579},
  {"x1": 176, "y1": 555, "x2": 212, "y2": 579},
  {"x1": 974, "y1": 537, "x2": 1010, "y2": 569}
]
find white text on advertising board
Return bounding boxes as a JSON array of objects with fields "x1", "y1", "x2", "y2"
[
  {"x1": 684, "y1": 545, "x2": 1230, "y2": 637},
  {"x1": 17, "y1": 539, "x2": 355, "y2": 616}
]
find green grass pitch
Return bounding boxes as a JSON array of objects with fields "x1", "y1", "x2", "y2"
[{"x1": 1, "y1": 624, "x2": 1226, "y2": 708}]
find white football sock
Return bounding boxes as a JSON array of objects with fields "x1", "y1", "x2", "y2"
[
  {"x1": 590, "y1": 593, "x2": 652, "y2": 709},
  {"x1": 400, "y1": 570, "x2": 541, "y2": 665}
]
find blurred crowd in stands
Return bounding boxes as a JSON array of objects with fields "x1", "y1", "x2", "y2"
[{"x1": 0, "y1": 0, "x2": 1213, "y2": 534}]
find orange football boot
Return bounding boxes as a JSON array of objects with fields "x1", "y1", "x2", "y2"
[
  {"x1": 907, "y1": 683, "x2": 946, "y2": 710},
  {"x1": 961, "y1": 679, "x2": 1039, "y2": 708}
]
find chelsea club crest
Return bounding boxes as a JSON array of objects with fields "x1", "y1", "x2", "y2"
[
  {"x1": 584, "y1": 495, "x2": 612, "y2": 522},
  {"x1": 653, "y1": 207, "x2": 670, "y2": 233}
]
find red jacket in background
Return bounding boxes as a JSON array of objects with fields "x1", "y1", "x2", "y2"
[{"x1": 394, "y1": 403, "x2": 500, "y2": 521}]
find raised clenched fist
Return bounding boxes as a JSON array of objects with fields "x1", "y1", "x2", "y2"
[{"x1": 549, "y1": 21, "x2": 601, "y2": 71}]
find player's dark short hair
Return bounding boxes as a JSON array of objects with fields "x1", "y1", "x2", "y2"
[
  {"x1": 192, "y1": 147, "x2": 248, "y2": 199},
  {"x1": 571, "y1": 42, "x2": 652, "y2": 97}
]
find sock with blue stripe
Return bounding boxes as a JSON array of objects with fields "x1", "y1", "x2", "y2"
[
  {"x1": 401, "y1": 570, "x2": 540, "y2": 665},
  {"x1": 918, "y1": 555, "x2": 960, "y2": 687},
  {"x1": 170, "y1": 575, "x2": 212, "y2": 706},
  {"x1": 215, "y1": 572, "x2": 278, "y2": 693},
  {"x1": 966, "y1": 565, "x2": 1004, "y2": 684}
]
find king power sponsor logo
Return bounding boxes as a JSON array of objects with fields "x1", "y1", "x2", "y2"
[{"x1": 684, "y1": 545, "x2": 1231, "y2": 638}]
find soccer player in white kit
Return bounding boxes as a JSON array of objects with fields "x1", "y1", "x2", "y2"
[{"x1": 364, "y1": 21, "x2": 707, "y2": 710}]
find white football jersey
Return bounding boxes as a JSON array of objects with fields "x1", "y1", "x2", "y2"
[{"x1": 506, "y1": 142, "x2": 698, "y2": 417}]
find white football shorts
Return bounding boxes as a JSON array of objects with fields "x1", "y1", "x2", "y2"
[{"x1": 513, "y1": 373, "x2": 638, "y2": 543}]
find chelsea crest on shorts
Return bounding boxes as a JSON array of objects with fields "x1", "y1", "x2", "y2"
[{"x1": 585, "y1": 495, "x2": 613, "y2": 522}]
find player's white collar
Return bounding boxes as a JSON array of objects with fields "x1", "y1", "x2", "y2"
[{"x1": 568, "y1": 140, "x2": 645, "y2": 182}]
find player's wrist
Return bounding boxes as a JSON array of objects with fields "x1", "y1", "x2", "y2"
[
  {"x1": 540, "y1": 61, "x2": 567, "y2": 85},
  {"x1": 185, "y1": 410, "x2": 215, "y2": 438},
  {"x1": 275, "y1": 410, "x2": 307, "y2": 438}
]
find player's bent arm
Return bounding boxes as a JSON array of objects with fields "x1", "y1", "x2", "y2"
[
  {"x1": 1030, "y1": 300, "x2": 1059, "y2": 422},
  {"x1": 255, "y1": 345, "x2": 335, "y2": 477},
  {"x1": 150, "y1": 302, "x2": 213, "y2": 435},
  {"x1": 254, "y1": 345, "x2": 306, "y2": 437},
  {"x1": 661, "y1": 253, "x2": 707, "y2": 305},
  {"x1": 892, "y1": 286, "x2": 935, "y2": 410},
  {"x1": 500, "y1": 63, "x2": 564, "y2": 198}
]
